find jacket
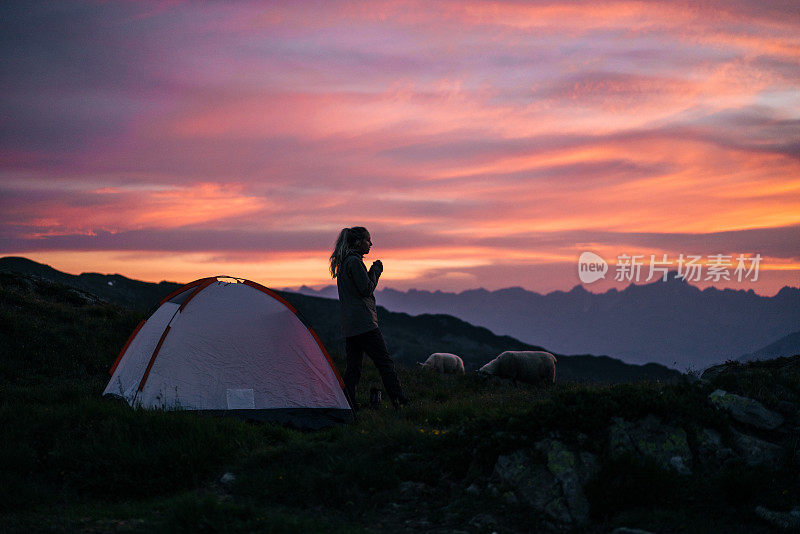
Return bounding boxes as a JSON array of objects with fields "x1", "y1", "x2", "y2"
[{"x1": 337, "y1": 253, "x2": 380, "y2": 337}]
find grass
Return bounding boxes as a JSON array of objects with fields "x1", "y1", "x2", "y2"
[
  {"x1": 705, "y1": 357, "x2": 800, "y2": 406},
  {"x1": 0, "y1": 272, "x2": 141, "y2": 382},
  {"x1": 2, "y1": 364, "x2": 797, "y2": 532},
  {"x1": 1, "y1": 272, "x2": 798, "y2": 532}
]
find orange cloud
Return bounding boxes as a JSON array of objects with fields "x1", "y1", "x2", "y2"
[{"x1": 11, "y1": 182, "x2": 268, "y2": 237}]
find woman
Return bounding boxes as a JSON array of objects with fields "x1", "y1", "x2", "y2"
[{"x1": 330, "y1": 227, "x2": 409, "y2": 410}]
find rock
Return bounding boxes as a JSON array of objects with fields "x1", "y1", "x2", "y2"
[
  {"x1": 494, "y1": 452, "x2": 568, "y2": 523},
  {"x1": 468, "y1": 513, "x2": 499, "y2": 530},
  {"x1": 502, "y1": 491, "x2": 518, "y2": 505},
  {"x1": 398, "y1": 481, "x2": 432, "y2": 496},
  {"x1": 669, "y1": 456, "x2": 690, "y2": 473},
  {"x1": 493, "y1": 440, "x2": 599, "y2": 527},
  {"x1": 404, "y1": 517, "x2": 431, "y2": 528},
  {"x1": 611, "y1": 528, "x2": 657, "y2": 534},
  {"x1": 535, "y1": 439, "x2": 599, "y2": 525},
  {"x1": 220, "y1": 472, "x2": 236, "y2": 485},
  {"x1": 608, "y1": 415, "x2": 693, "y2": 474},
  {"x1": 694, "y1": 428, "x2": 736, "y2": 470},
  {"x1": 755, "y1": 505, "x2": 800, "y2": 531},
  {"x1": 393, "y1": 452, "x2": 419, "y2": 462},
  {"x1": 730, "y1": 428, "x2": 784, "y2": 469},
  {"x1": 465, "y1": 483, "x2": 481, "y2": 496},
  {"x1": 709, "y1": 390, "x2": 784, "y2": 430}
]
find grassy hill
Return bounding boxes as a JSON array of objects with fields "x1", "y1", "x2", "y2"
[
  {"x1": 0, "y1": 256, "x2": 182, "y2": 312},
  {"x1": 1, "y1": 270, "x2": 798, "y2": 532}
]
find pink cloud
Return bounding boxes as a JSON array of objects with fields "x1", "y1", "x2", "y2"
[{"x1": 1, "y1": 1, "x2": 799, "y2": 294}]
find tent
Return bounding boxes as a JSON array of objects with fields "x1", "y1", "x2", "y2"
[{"x1": 104, "y1": 276, "x2": 353, "y2": 428}]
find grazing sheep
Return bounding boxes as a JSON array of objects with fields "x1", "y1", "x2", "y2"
[
  {"x1": 417, "y1": 352, "x2": 466, "y2": 375},
  {"x1": 477, "y1": 351, "x2": 556, "y2": 386}
]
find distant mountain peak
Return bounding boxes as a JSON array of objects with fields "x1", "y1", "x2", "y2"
[
  {"x1": 777, "y1": 286, "x2": 800, "y2": 297},
  {"x1": 495, "y1": 286, "x2": 530, "y2": 297}
]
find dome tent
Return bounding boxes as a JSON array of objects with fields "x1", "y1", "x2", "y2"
[{"x1": 104, "y1": 276, "x2": 353, "y2": 429}]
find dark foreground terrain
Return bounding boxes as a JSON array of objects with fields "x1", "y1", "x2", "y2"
[{"x1": 1, "y1": 272, "x2": 798, "y2": 533}]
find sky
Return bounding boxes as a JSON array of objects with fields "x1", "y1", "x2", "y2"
[{"x1": 1, "y1": 0, "x2": 799, "y2": 295}]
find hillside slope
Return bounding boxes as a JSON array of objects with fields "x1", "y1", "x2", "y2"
[
  {"x1": 0, "y1": 256, "x2": 182, "y2": 311},
  {"x1": 738, "y1": 330, "x2": 800, "y2": 362},
  {"x1": 0, "y1": 258, "x2": 681, "y2": 383},
  {"x1": 0, "y1": 271, "x2": 141, "y2": 382}
]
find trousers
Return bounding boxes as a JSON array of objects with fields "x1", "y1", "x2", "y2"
[{"x1": 343, "y1": 328, "x2": 405, "y2": 406}]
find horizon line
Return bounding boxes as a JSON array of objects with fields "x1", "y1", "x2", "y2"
[
  {"x1": 1, "y1": 255, "x2": 796, "y2": 299},
  {"x1": 282, "y1": 279, "x2": 798, "y2": 298}
]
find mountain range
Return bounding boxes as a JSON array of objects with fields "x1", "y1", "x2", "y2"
[
  {"x1": 738, "y1": 329, "x2": 800, "y2": 363},
  {"x1": 0, "y1": 256, "x2": 681, "y2": 383},
  {"x1": 4, "y1": 255, "x2": 797, "y2": 372},
  {"x1": 290, "y1": 275, "x2": 800, "y2": 370}
]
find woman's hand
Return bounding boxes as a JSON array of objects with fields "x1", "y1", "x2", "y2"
[{"x1": 371, "y1": 260, "x2": 383, "y2": 275}]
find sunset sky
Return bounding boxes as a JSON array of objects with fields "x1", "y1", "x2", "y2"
[{"x1": 1, "y1": 1, "x2": 798, "y2": 295}]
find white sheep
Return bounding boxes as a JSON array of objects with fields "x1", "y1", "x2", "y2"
[
  {"x1": 417, "y1": 352, "x2": 466, "y2": 375},
  {"x1": 477, "y1": 351, "x2": 556, "y2": 386}
]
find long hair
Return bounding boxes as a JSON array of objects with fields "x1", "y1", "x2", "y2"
[{"x1": 330, "y1": 226, "x2": 369, "y2": 278}]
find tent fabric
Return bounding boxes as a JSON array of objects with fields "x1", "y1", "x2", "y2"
[{"x1": 104, "y1": 278, "x2": 353, "y2": 428}]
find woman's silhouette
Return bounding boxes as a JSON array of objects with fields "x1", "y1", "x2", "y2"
[{"x1": 330, "y1": 227, "x2": 408, "y2": 410}]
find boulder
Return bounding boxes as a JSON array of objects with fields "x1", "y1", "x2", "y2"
[
  {"x1": 467, "y1": 513, "x2": 500, "y2": 531},
  {"x1": 535, "y1": 438, "x2": 599, "y2": 526},
  {"x1": 608, "y1": 415, "x2": 693, "y2": 475},
  {"x1": 493, "y1": 439, "x2": 599, "y2": 528},
  {"x1": 398, "y1": 481, "x2": 433, "y2": 497},
  {"x1": 730, "y1": 428, "x2": 785, "y2": 469},
  {"x1": 694, "y1": 428, "x2": 736, "y2": 470},
  {"x1": 708, "y1": 390, "x2": 784, "y2": 430},
  {"x1": 494, "y1": 451, "x2": 570, "y2": 525},
  {"x1": 755, "y1": 505, "x2": 800, "y2": 531}
]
